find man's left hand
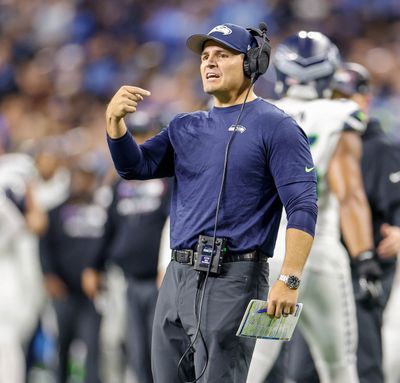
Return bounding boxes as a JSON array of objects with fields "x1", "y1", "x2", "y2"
[{"x1": 265, "y1": 280, "x2": 298, "y2": 318}]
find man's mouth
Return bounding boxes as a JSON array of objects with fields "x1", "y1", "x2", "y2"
[{"x1": 206, "y1": 73, "x2": 220, "y2": 80}]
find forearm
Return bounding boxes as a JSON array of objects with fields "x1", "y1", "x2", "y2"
[
  {"x1": 25, "y1": 186, "x2": 48, "y2": 235},
  {"x1": 106, "y1": 114, "x2": 128, "y2": 139},
  {"x1": 266, "y1": 228, "x2": 313, "y2": 318},
  {"x1": 107, "y1": 132, "x2": 144, "y2": 179},
  {"x1": 107, "y1": 129, "x2": 174, "y2": 179},
  {"x1": 329, "y1": 131, "x2": 374, "y2": 258},
  {"x1": 280, "y1": 228, "x2": 314, "y2": 276},
  {"x1": 277, "y1": 181, "x2": 317, "y2": 274},
  {"x1": 340, "y1": 193, "x2": 374, "y2": 257}
]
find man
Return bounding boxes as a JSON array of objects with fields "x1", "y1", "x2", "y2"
[
  {"x1": 105, "y1": 23, "x2": 317, "y2": 383},
  {"x1": 283, "y1": 62, "x2": 400, "y2": 383},
  {"x1": 39, "y1": 156, "x2": 106, "y2": 383},
  {"x1": 248, "y1": 33, "x2": 377, "y2": 383},
  {"x1": 334, "y1": 62, "x2": 400, "y2": 383},
  {"x1": 0, "y1": 153, "x2": 45, "y2": 383}
]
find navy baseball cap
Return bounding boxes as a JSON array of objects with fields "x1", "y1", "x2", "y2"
[{"x1": 186, "y1": 23, "x2": 257, "y2": 55}]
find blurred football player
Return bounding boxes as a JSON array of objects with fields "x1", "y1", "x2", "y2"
[{"x1": 248, "y1": 32, "x2": 377, "y2": 383}]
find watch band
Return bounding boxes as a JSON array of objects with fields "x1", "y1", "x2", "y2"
[
  {"x1": 278, "y1": 274, "x2": 289, "y2": 284},
  {"x1": 278, "y1": 274, "x2": 301, "y2": 289}
]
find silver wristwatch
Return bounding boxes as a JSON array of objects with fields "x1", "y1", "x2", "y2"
[{"x1": 278, "y1": 274, "x2": 301, "y2": 290}]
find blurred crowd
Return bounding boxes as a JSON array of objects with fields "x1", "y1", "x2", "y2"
[
  {"x1": 1, "y1": 0, "x2": 400, "y2": 382},
  {"x1": 0, "y1": 0, "x2": 400, "y2": 153}
]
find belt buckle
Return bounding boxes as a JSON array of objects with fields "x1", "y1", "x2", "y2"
[{"x1": 176, "y1": 249, "x2": 193, "y2": 265}]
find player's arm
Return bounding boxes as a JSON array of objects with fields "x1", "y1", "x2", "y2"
[
  {"x1": 328, "y1": 131, "x2": 374, "y2": 257},
  {"x1": 24, "y1": 183, "x2": 48, "y2": 235}
]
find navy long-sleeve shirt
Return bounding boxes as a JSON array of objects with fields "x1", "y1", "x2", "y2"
[
  {"x1": 362, "y1": 119, "x2": 400, "y2": 264},
  {"x1": 108, "y1": 98, "x2": 317, "y2": 256}
]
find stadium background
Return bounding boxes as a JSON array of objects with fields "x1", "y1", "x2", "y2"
[
  {"x1": 1, "y1": 1, "x2": 400, "y2": 382},
  {"x1": 1, "y1": 0, "x2": 400, "y2": 155}
]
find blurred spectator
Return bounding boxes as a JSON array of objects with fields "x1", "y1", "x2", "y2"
[
  {"x1": 383, "y1": 263, "x2": 400, "y2": 383},
  {"x1": 336, "y1": 63, "x2": 400, "y2": 383},
  {"x1": 83, "y1": 114, "x2": 170, "y2": 383},
  {"x1": 275, "y1": 62, "x2": 400, "y2": 383},
  {"x1": 0, "y1": 0, "x2": 398, "y2": 152},
  {"x1": 0, "y1": 0, "x2": 399, "y2": 381},
  {"x1": 39, "y1": 155, "x2": 106, "y2": 383},
  {"x1": 0, "y1": 148, "x2": 46, "y2": 383},
  {"x1": 28, "y1": 135, "x2": 71, "y2": 212}
]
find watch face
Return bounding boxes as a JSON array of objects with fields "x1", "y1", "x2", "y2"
[{"x1": 287, "y1": 275, "x2": 300, "y2": 289}]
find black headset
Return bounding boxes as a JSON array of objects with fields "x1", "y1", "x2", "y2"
[{"x1": 243, "y1": 22, "x2": 271, "y2": 82}]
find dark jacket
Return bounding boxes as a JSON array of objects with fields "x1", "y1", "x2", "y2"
[
  {"x1": 39, "y1": 200, "x2": 107, "y2": 294},
  {"x1": 97, "y1": 178, "x2": 170, "y2": 279},
  {"x1": 361, "y1": 118, "x2": 400, "y2": 263}
]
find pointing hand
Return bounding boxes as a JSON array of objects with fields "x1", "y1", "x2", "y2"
[{"x1": 106, "y1": 85, "x2": 151, "y2": 120}]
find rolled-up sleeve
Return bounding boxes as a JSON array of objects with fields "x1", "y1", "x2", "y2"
[{"x1": 277, "y1": 182, "x2": 318, "y2": 237}]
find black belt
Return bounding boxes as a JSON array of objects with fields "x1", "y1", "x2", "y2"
[{"x1": 171, "y1": 249, "x2": 268, "y2": 265}]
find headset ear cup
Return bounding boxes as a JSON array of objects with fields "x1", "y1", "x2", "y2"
[
  {"x1": 243, "y1": 48, "x2": 260, "y2": 78},
  {"x1": 258, "y1": 45, "x2": 271, "y2": 75},
  {"x1": 243, "y1": 46, "x2": 271, "y2": 79},
  {"x1": 243, "y1": 54, "x2": 251, "y2": 78}
]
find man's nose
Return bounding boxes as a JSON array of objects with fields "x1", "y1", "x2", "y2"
[{"x1": 205, "y1": 56, "x2": 217, "y2": 67}]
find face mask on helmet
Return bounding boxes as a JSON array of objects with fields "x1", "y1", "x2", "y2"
[
  {"x1": 273, "y1": 31, "x2": 341, "y2": 99},
  {"x1": 331, "y1": 62, "x2": 370, "y2": 97}
]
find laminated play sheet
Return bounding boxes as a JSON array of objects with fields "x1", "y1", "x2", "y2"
[{"x1": 236, "y1": 299, "x2": 303, "y2": 341}]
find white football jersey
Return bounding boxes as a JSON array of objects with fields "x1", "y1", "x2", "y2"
[{"x1": 272, "y1": 97, "x2": 365, "y2": 239}]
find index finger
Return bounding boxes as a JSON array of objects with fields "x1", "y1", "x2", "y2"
[
  {"x1": 123, "y1": 86, "x2": 151, "y2": 96},
  {"x1": 267, "y1": 301, "x2": 276, "y2": 317}
]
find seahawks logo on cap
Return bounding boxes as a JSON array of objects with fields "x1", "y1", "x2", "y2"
[{"x1": 209, "y1": 25, "x2": 232, "y2": 35}]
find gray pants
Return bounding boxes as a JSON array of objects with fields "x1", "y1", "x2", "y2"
[
  {"x1": 126, "y1": 277, "x2": 158, "y2": 383},
  {"x1": 152, "y1": 260, "x2": 269, "y2": 383}
]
